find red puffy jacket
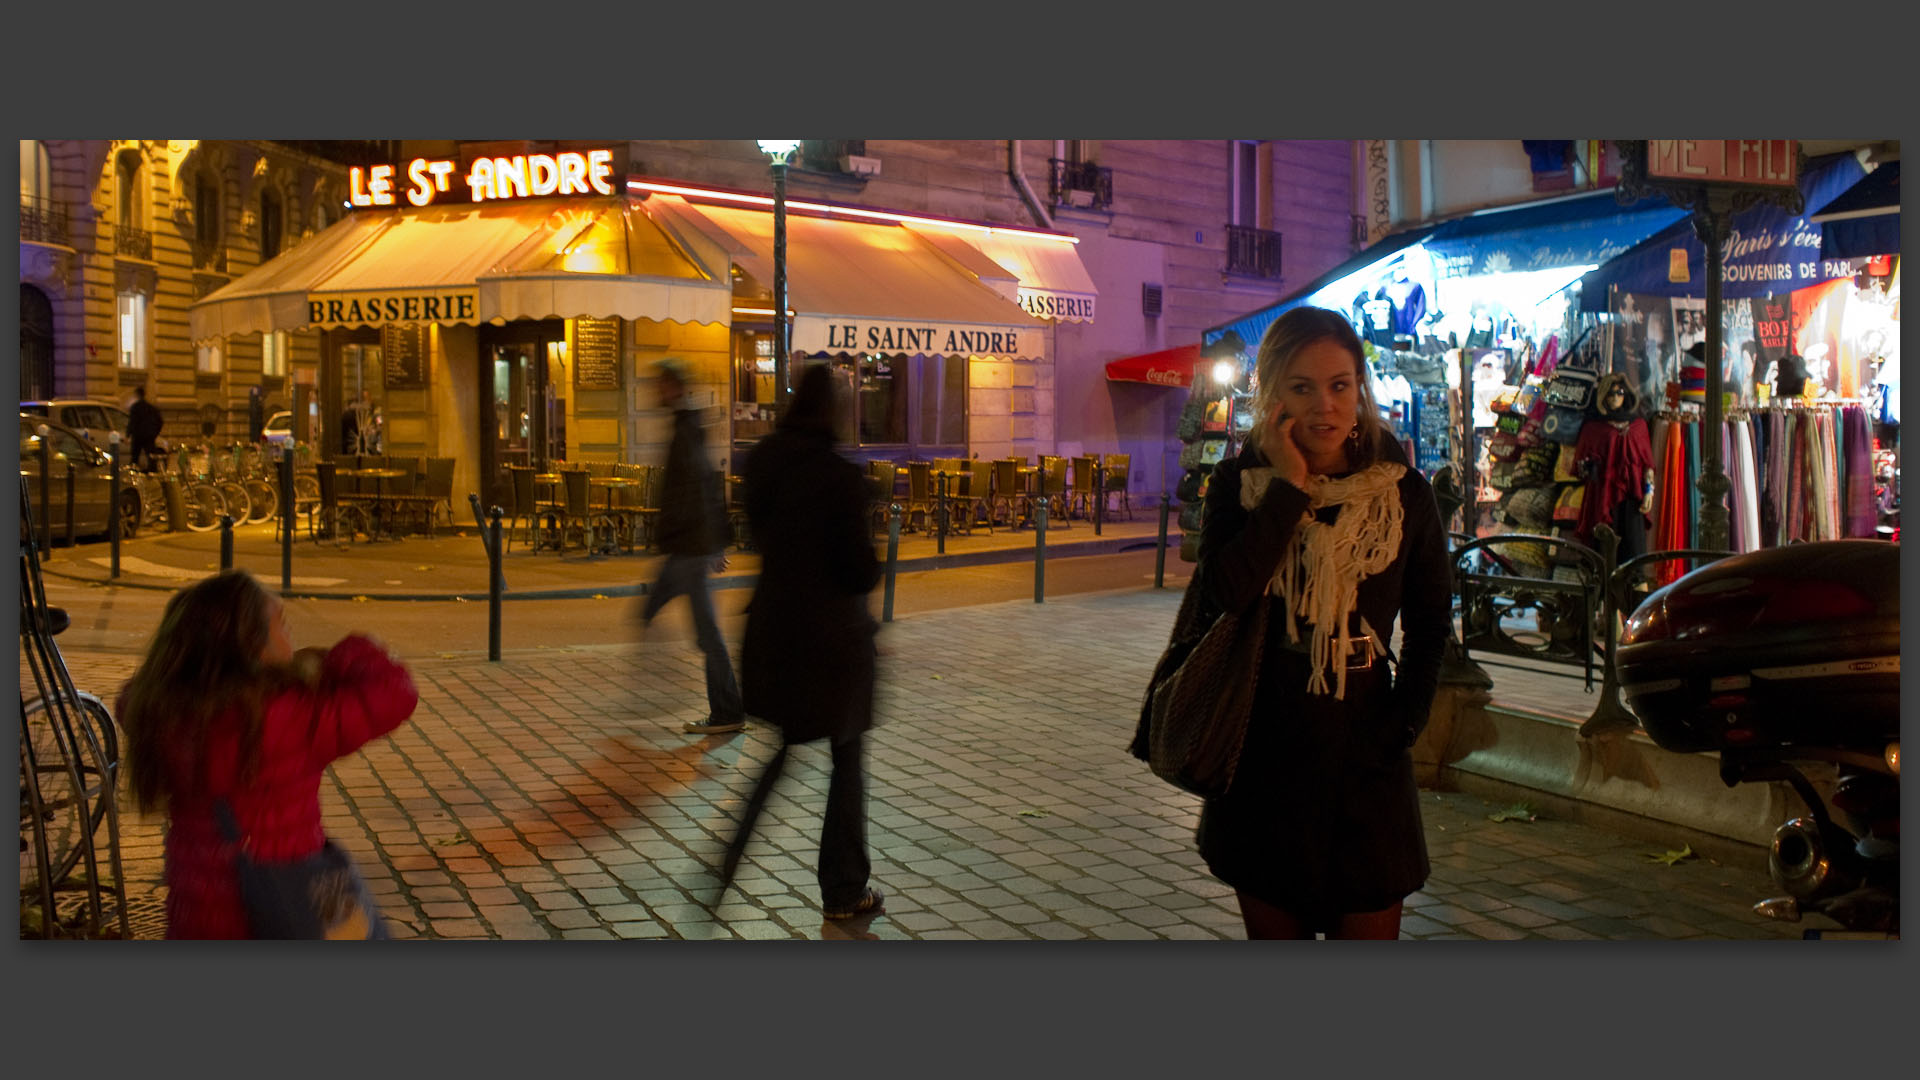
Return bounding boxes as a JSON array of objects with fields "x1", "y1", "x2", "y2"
[{"x1": 122, "y1": 635, "x2": 419, "y2": 939}]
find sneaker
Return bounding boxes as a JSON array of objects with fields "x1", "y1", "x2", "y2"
[
  {"x1": 823, "y1": 887, "x2": 885, "y2": 920},
  {"x1": 683, "y1": 716, "x2": 745, "y2": 735}
]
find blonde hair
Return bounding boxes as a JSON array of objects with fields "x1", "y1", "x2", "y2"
[{"x1": 1248, "y1": 306, "x2": 1386, "y2": 471}]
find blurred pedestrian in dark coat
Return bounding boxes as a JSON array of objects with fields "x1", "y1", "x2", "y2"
[
  {"x1": 128, "y1": 385, "x2": 163, "y2": 471},
  {"x1": 725, "y1": 362, "x2": 884, "y2": 920},
  {"x1": 641, "y1": 359, "x2": 743, "y2": 735}
]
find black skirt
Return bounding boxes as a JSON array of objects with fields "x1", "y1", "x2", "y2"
[{"x1": 1196, "y1": 618, "x2": 1431, "y2": 921}]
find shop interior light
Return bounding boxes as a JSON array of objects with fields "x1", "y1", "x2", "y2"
[
  {"x1": 730, "y1": 306, "x2": 796, "y2": 317},
  {"x1": 628, "y1": 178, "x2": 1078, "y2": 244}
]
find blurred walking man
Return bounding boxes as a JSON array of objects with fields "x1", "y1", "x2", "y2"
[{"x1": 641, "y1": 359, "x2": 745, "y2": 735}]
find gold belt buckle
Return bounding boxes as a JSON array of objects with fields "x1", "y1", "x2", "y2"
[{"x1": 1345, "y1": 639, "x2": 1374, "y2": 670}]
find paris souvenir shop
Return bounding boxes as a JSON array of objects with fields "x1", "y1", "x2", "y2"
[{"x1": 1203, "y1": 152, "x2": 1900, "y2": 573}]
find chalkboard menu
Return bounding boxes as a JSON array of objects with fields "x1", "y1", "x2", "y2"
[
  {"x1": 575, "y1": 317, "x2": 621, "y2": 389},
  {"x1": 381, "y1": 325, "x2": 425, "y2": 389}
]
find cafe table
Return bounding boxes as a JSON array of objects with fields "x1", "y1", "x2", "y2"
[
  {"x1": 336, "y1": 466, "x2": 410, "y2": 541},
  {"x1": 592, "y1": 475, "x2": 639, "y2": 554}
]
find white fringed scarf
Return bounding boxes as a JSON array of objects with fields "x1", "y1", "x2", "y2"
[{"x1": 1241, "y1": 461, "x2": 1406, "y2": 699}]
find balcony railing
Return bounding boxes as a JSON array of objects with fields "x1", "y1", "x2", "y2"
[
  {"x1": 21, "y1": 198, "x2": 69, "y2": 246},
  {"x1": 192, "y1": 246, "x2": 228, "y2": 274},
  {"x1": 1048, "y1": 158, "x2": 1113, "y2": 212},
  {"x1": 115, "y1": 224, "x2": 153, "y2": 261},
  {"x1": 1225, "y1": 224, "x2": 1283, "y2": 279}
]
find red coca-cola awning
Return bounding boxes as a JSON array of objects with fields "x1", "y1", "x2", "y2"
[{"x1": 1104, "y1": 343, "x2": 1204, "y2": 388}]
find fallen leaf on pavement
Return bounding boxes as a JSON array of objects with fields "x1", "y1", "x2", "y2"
[
  {"x1": 1017, "y1": 809, "x2": 1048, "y2": 818},
  {"x1": 1488, "y1": 802, "x2": 1537, "y2": 824},
  {"x1": 432, "y1": 834, "x2": 466, "y2": 847},
  {"x1": 415, "y1": 565, "x2": 434, "y2": 572},
  {"x1": 453, "y1": 596, "x2": 468, "y2": 602},
  {"x1": 351, "y1": 595, "x2": 370, "y2": 602},
  {"x1": 592, "y1": 594, "x2": 610, "y2": 600},
  {"x1": 1648, "y1": 844, "x2": 1695, "y2": 866},
  {"x1": 931, "y1": 674, "x2": 943, "y2": 680}
]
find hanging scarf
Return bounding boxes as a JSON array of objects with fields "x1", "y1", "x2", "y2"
[{"x1": 1241, "y1": 461, "x2": 1406, "y2": 700}]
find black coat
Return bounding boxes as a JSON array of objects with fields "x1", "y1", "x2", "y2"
[
  {"x1": 1189, "y1": 433, "x2": 1451, "y2": 918},
  {"x1": 739, "y1": 427, "x2": 882, "y2": 744},
  {"x1": 655, "y1": 408, "x2": 726, "y2": 556},
  {"x1": 128, "y1": 398, "x2": 163, "y2": 451}
]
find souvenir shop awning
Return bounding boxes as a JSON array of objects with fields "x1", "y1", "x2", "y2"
[
  {"x1": 1810, "y1": 160, "x2": 1900, "y2": 261},
  {"x1": 1104, "y1": 343, "x2": 1205, "y2": 387},
  {"x1": 1202, "y1": 226, "x2": 1436, "y2": 351},
  {"x1": 189, "y1": 197, "x2": 732, "y2": 342},
  {"x1": 1577, "y1": 153, "x2": 1869, "y2": 310},
  {"x1": 1421, "y1": 188, "x2": 1692, "y2": 278},
  {"x1": 646, "y1": 196, "x2": 1047, "y2": 361}
]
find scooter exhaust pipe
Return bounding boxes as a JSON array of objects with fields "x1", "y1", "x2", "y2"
[{"x1": 1769, "y1": 817, "x2": 1859, "y2": 903}]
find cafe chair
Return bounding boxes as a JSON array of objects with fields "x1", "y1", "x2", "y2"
[
  {"x1": 1037, "y1": 455, "x2": 1072, "y2": 529},
  {"x1": 308, "y1": 460, "x2": 368, "y2": 545},
  {"x1": 1068, "y1": 455, "x2": 1100, "y2": 520},
  {"x1": 506, "y1": 465, "x2": 539, "y2": 552},
  {"x1": 1102, "y1": 453, "x2": 1132, "y2": 521},
  {"x1": 904, "y1": 461, "x2": 939, "y2": 533},
  {"x1": 422, "y1": 456, "x2": 456, "y2": 530},
  {"x1": 988, "y1": 458, "x2": 1029, "y2": 528},
  {"x1": 559, "y1": 467, "x2": 602, "y2": 552},
  {"x1": 620, "y1": 463, "x2": 660, "y2": 552},
  {"x1": 867, "y1": 459, "x2": 898, "y2": 536},
  {"x1": 964, "y1": 458, "x2": 995, "y2": 534}
]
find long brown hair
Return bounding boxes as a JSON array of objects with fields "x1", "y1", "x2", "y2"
[
  {"x1": 119, "y1": 571, "x2": 296, "y2": 812},
  {"x1": 1248, "y1": 306, "x2": 1387, "y2": 472}
]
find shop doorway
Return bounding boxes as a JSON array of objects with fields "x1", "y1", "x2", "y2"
[
  {"x1": 326, "y1": 329, "x2": 383, "y2": 456},
  {"x1": 20, "y1": 285, "x2": 55, "y2": 402},
  {"x1": 479, "y1": 320, "x2": 567, "y2": 510}
]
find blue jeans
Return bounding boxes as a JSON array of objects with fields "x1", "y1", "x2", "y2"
[{"x1": 644, "y1": 554, "x2": 743, "y2": 723}]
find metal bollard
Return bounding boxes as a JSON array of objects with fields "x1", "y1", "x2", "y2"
[
  {"x1": 38, "y1": 427, "x2": 52, "y2": 556},
  {"x1": 882, "y1": 504, "x2": 901, "y2": 623},
  {"x1": 280, "y1": 448, "x2": 294, "y2": 591},
  {"x1": 1034, "y1": 499, "x2": 1047, "y2": 603},
  {"x1": 1155, "y1": 493, "x2": 1171, "y2": 589},
  {"x1": 219, "y1": 514, "x2": 234, "y2": 571},
  {"x1": 1093, "y1": 463, "x2": 1104, "y2": 537},
  {"x1": 488, "y1": 506, "x2": 504, "y2": 662},
  {"x1": 935, "y1": 471, "x2": 947, "y2": 556},
  {"x1": 108, "y1": 433, "x2": 122, "y2": 579}
]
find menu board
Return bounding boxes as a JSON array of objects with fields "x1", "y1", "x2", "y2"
[
  {"x1": 381, "y1": 325, "x2": 425, "y2": 389},
  {"x1": 575, "y1": 317, "x2": 621, "y2": 389}
]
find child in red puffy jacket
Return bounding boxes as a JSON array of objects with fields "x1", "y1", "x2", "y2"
[{"x1": 117, "y1": 571, "x2": 419, "y2": 939}]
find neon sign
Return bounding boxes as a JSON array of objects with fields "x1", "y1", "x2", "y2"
[{"x1": 349, "y1": 150, "x2": 618, "y2": 208}]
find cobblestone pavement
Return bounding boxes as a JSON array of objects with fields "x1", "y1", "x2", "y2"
[{"x1": 45, "y1": 587, "x2": 1801, "y2": 941}]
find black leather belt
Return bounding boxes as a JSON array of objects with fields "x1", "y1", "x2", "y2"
[{"x1": 1273, "y1": 632, "x2": 1376, "y2": 670}]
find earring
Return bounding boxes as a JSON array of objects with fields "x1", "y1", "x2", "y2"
[{"x1": 1347, "y1": 425, "x2": 1360, "y2": 441}]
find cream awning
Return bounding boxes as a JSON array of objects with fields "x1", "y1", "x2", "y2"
[
  {"x1": 647, "y1": 195, "x2": 1047, "y2": 360},
  {"x1": 907, "y1": 223, "x2": 1098, "y2": 323},
  {"x1": 189, "y1": 197, "x2": 731, "y2": 342}
]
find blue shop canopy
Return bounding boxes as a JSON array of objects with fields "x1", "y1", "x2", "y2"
[
  {"x1": 1810, "y1": 159, "x2": 1899, "y2": 261},
  {"x1": 1202, "y1": 225, "x2": 1435, "y2": 350},
  {"x1": 1577, "y1": 153, "x2": 1868, "y2": 311},
  {"x1": 1423, "y1": 188, "x2": 1691, "y2": 278}
]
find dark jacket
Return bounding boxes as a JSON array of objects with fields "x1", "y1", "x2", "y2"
[
  {"x1": 129, "y1": 397, "x2": 163, "y2": 451},
  {"x1": 655, "y1": 407, "x2": 726, "y2": 556},
  {"x1": 1185, "y1": 432, "x2": 1451, "y2": 917},
  {"x1": 739, "y1": 426, "x2": 882, "y2": 744}
]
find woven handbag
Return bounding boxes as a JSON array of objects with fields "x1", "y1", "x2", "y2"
[{"x1": 1130, "y1": 570, "x2": 1267, "y2": 798}]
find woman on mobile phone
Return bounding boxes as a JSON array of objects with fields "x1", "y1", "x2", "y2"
[{"x1": 1190, "y1": 306, "x2": 1451, "y2": 940}]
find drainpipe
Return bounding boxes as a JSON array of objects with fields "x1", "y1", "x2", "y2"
[{"x1": 1009, "y1": 140, "x2": 1053, "y2": 230}]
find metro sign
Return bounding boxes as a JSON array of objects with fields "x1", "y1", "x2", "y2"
[
  {"x1": 1646, "y1": 140, "x2": 1798, "y2": 190},
  {"x1": 350, "y1": 149, "x2": 619, "y2": 209}
]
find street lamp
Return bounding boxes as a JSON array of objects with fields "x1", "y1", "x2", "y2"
[{"x1": 757, "y1": 140, "x2": 801, "y2": 396}]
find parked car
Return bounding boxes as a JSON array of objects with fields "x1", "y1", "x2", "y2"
[
  {"x1": 263, "y1": 410, "x2": 295, "y2": 447},
  {"x1": 19, "y1": 399, "x2": 132, "y2": 451},
  {"x1": 19, "y1": 413, "x2": 134, "y2": 541}
]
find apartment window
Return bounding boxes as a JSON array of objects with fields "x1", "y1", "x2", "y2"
[
  {"x1": 196, "y1": 341, "x2": 223, "y2": 374},
  {"x1": 1231, "y1": 140, "x2": 1261, "y2": 227},
  {"x1": 259, "y1": 188, "x2": 283, "y2": 260},
  {"x1": 194, "y1": 171, "x2": 221, "y2": 253},
  {"x1": 261, "y1": 330, "x2": 288, "y2": 377},
  {"x1": 20, "y1": 140, "x2": 52, "y2": 202},
  {"x1": 117, "y1": 291, "x2": 148, "y2": 370},
  {"x1": 115, "y1": 150, "x2": 142, "y2": 229}
]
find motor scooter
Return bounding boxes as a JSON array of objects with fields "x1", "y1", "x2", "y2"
[{"x1": 1615, "y1": 540, "x2": 1899, "y2": 938}]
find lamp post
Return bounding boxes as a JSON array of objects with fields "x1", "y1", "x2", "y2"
[{"x1": 757, "y1": 140, "x2": 801, "y2": 397}]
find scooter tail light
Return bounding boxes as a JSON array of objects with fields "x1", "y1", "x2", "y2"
[
  {"x1": 1750, "y1": 579, "x2": 1874, "y2": 628},
  {"x1": 1621, "y1": 600, "x2": 1669, "y2": 645}
]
